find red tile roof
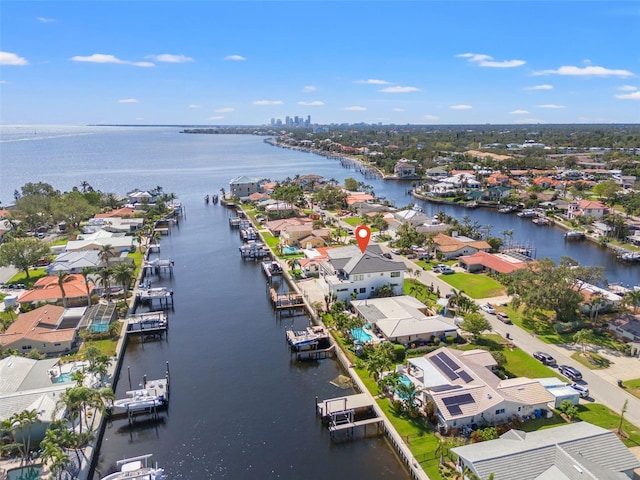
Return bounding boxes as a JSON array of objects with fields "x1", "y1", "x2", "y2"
[
  {"x1": 18, "y1": 274, "x2": 94, "y2": 304},
  {"x1": 458, "y1": 251, "x2": 530, "y2": 274}
]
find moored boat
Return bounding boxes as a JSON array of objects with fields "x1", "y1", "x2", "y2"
[
  {"x1": 564, "y1": 230, "x2": 586, "y2": 240},
  {"x1": 101, "y1": 454, "x2": 166, "y2": 480}
]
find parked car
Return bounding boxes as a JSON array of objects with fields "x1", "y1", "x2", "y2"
[
  {"x1": 570, "y1": 383, "x2": 589, "y2": 398},
  {"x1": 390, "y1": 248, "x2": 400, "y2": 254},
  {"x1": 480, "y1": 304, "x2": 496, "y2": 315},
  {"x1": 440, "y1": 267, "x2": 455, "y2": 275},
  {"x1": 558, "y1": 365, "x2": 583, "y2": 381},
  {"x1": 496, "y1": 312, "x2": 512, "y2": 324},
  {"x1": 533, "y1": 351, "x2": 557, "y2": 366},
  {"x1": 382, "y1": 252, "x2": 392, "y2": 259}
]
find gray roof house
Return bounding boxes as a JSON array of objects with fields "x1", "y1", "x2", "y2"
[
  {"x1": 406, "y1": 347, "x2": 553, "y2": 432},
  {"x1": 351, "y1": 296, "x2": 457, "y2": 345},
  {"x1": 451, "y1": 422, "x2": 640, "y2": 480},
  {"x1": 229, "y1": 175, "x2": 262, "y2": 199},
  {"x1": 317, "y1": 244, "x2": 406, "y2": 302},
  {"x1": 46, "y1": 250, "x2": 101, "y2": 274}
]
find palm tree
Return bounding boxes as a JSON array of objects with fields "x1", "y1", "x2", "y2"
[
  {"x1": 79, "y1": 180, "x2": 91, "y2": 193},
  {"x1": 56, "y1": 271, "x2": 74, "y2": 308},
  {"x1": 15, "y1": 409, "x2": 40, "y2": 462},
  {"x1": 97, "y1": 267, "x2": 113, "y2": 300},
  {"x1": 112, "y1": 262, "x2": 135, "y2": 298},
  {"x1": 80, "y1": 267, "x2": 95, "y2": 307},
  {"x1": 98, "y1": 244, "x2": 113, "y2": 267},
  {"x1": 624, "y1": 289, "x2": 640, "y2": 314}
]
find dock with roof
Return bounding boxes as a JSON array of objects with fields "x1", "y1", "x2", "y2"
[{"x1": 316, "y1": 393, "x2": 383, "y2": 438}]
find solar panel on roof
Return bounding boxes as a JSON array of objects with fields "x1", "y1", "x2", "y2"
[
  {"x1": 430, "y1": 384, "x2": 462, "y2": 393},
  {"x1": 446, "y1": 405, "x2": 462, "y2": 416},
  {"x1": 458, "y1": 370, "x2": 474, "y2": 383},
  {"x1": 442, "y1": 393, "x2": 475, "y2": 407},
  {"x1": 436, "y1": 352, "x2": 460, "y2": 371},
  {"x1": 431, "y1": 355, "x2": 458, "y2": 381}
]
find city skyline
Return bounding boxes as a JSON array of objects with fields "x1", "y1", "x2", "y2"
[{"x1": 1, "y1": 1, "x2": 639, "y2": 126}]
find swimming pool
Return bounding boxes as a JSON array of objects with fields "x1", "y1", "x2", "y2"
[
  {"x1": 89, "y1": 317, "x2": 110, "y2": 333},
  {"x1": 52, "y1": 372, "x2": 73, "y2": 384},
  {"x1": 7, "y1": 465, "x2": 42, "y2": 480},
  {"x1": 282, "y1": 246, "x2": 297, "y2": 255},
  {"x1": 351, "y1": 327, "x2": 373, "y2": 343}
]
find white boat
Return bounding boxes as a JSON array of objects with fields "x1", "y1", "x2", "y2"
[
  {"x1": 101, "y1": 454, "x2": 165, "y2": 480},
  {"x1": 564, "y1": 230, "x2": 585, "y2": 240},
  {"x1": 112, "y1": 380, "x2": 168, "y2": 412}
]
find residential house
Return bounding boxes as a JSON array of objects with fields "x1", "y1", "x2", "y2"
[
  {"x1": 265, "y1": 217, "x2": 313, "y2": 237},
  {"x1": 0, "y1": 356, "x2": 75, "y2": 447},
  {"x1": 45, "y1": 250, "x2": 101, "y2": 274},
  {"x1": 351, "y1": 296, "x2": 457, "y2": 345},
  {"x1": 229, "y1": 175, "x2": 262, "y2": 199},
  {"x1": 609, "y1": 313, "x2": 640, "y2": 344},
  {"x1": 0, "y1": 305, "x2": 83, "y2": 355},
  {"x1": 406, "y1": 347, "x2": 553, "y2": 432},
  {"x1": 486, "y1": 173, "x2": 510, "y2": 186},
  {"x1": 576, "y1": 279, "x2": 622, "y2": 314},
  {"x1": 432, "y1": 233, "x2": 492, "y2": 260},
  {"x1": 567, "y1": 199, "x2": 607, "y2": 219},
  {"x1": 297, "y1": 230, "x2": 331, "y2": 249},
  {"x1": 126, "y1": 190, "x2": 153, "y2": 205},
  {"x1": 83, "y1": 217, "x2": 144, "y2": 234},
  {"x1": 392, "y1": 209, "x2": 449, "y2": 235},
  {"x1": 451, "y1": 422, "x2": 640, "y2": 480},
  {"x1": 0, "y1": 218, "x2": 13, "y2": 243},
  {"x1": 94, "y1": 207, "x2": 140, "y2": 218},
  {"x1": 18, "y1": 274, "x2": 94, "y2": 308},
  {"x1": 345, "y1": 192, "x2": 374, "y2": 206},
  {"x1": 280, "y1": 223, "x2": 330, "y2": 247},
  {"x1": 425, "y1": 166, "x2": 448, "y2": 179},
  {"x1": 65, "y1": 230, "x2": 134, "y2": 254},
  {"x1": 458, "y1": 251, "x2": 531, "y2": 275},
  {"x1": 317, "y1": 244, "x2": 405, "y2": 302},
  {"x1": 393, "y1": 160, "x2": 417, "y2": 179},
  {"x1": 466, "y1": 186, "x2": 512, "y2": 202}
]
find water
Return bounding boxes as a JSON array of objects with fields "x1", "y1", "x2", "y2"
[
  {"x1": 1, "y1": 125, "x2": 637, "y2": 478},
  {"x1": 6, "y1": 465, "x2": 42, "y2": 480}
]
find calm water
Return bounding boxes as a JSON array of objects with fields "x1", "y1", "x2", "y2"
[{"x1": 0, "y1": 126, "x2": 637, "y2": 478}]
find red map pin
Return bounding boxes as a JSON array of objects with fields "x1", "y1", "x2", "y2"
[{"x1": 355, "y1": 225, "x2": 371, "y2": 253}]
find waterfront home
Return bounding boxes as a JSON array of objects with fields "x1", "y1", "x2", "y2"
[
  {"x1": 406, "y1": 347, "x2": 553, "y2": 433},
  {"x1": 0, "y1": 218, "x2": 14, "y2": 243},
  {"x1": 466, "y1": 186, "x2": 512, "y2": 202},
  {"x1": 393, "y1": 160, "x2": 417, "y2": 179},
  {"x1": 65, "y1": 230, "x2": 134, "y2": 254},
  {"x1": 229, "y1": 175, "x2": 262, "y2": 199},
  {"x1": 46, "y1": 250, "x2": 101, "y2": 274},
  {"x1": 126, "y1": 189, "x2": 154, "y2": 205},
  {"x1": 0, "y1": 355, "x2": 73, "y2": 446},
  {"x1": 608, "y1": 313, "x2": 640, "y2": 345},
  {"x1": 576, "y1": 279, "x2": 622, "y2": 314},
  {"x1": 317, "y1": 244, "x2": 405, "y2": 302},
  {"x1": 281, "y1": 225, "x2": 331, "y2": 248},
  {"x1": 432, "y1": 233, "x2": 492, "y2": 260},
  {"x1": 451, "y1": 422, "x2": 640, "y2": 480},
  {"x1": 83, "y1": 216, "x2": 144, "y2": 234},
  {"x1": 350, "y1": 296, "x2": 457, "y2": 345},
  {"x1": 94, "y1": 206, "x2": 140, "y2": 218},
  {"x1": 458, "y1": 251, "x2": 531, "y2": 275},
  {"x1": 17, "y1": 274, "x2": 94, "y2": 308},
  {"x1": 345, "y1": 192, "x2": 374, "y2": 206},
  {"x1": 567, "y1": 199, "x2": 607, "y2": 219},
  {"x1": 392, "y1": 209, "x2": 449, "y2": 235},
  {"x1": 0, "y1": 305, "x2": 83, "y2": 355},
  {"x1": 297, "y1": 231, "x2": 331, "y2": 249},
  {"x1": 266, "y1": 217, "x2": 313, "y2": 237},
  {"x1": 425, "y1": 166, "x2": 448, "y2": 179}
]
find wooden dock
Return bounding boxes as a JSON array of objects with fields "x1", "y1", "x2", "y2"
[
  {"x1": 143, "y1": 258, "x2": 175, "y2": 277},
  {"x1": 316, "y1": 393, "x2": 383, "y2": 439},
  {"x1": 269, "y1": 288, "x2": 304, "y2": 309},
  {"x1": 135, "y1": 287, "x2": 174, "y2": 309}
]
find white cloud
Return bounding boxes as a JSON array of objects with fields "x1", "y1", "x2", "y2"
[
  {"x1": 456, "y1": 53, "x2": 525, "y2": 68},
  {"x1": 378, "y1": 86, "x2": 420, "y2": 93},
  {"x1": 524, "y1": 84, "x2": 553, "y2": 90},
  {"x1": 118, "y1": 98, "x2": 139, "y2": 103},
  {"x1": 0, "y1": 51, "x2": 29, "y2": 66},
  {"x1": 70, "y1": 53, "x2": 154, "y2": 67},
  {"x1": 302, "y1": 85, "x2": 317, "y2": 92},
  {"x1": 509, "y1": 109, "x2": 530, "y2": 114},
  {"x1": 207, "y1": 116, "x2": 224, "y2": 120},
  {"x1": 148, "y1": 54, "x2": 193, "y2": 63},
  {"x1": 534, "y1": 65, "x2": 634, "y2": 77},
  {"x1": 215, "y1": 107, "x2": 235, "y2": 113},
  {"x1": 353, "y1": 79, "x2": 390, "y2": 85},
  {"x1": 615, "y1": 91, "x2": 640, "y2": 100},
  {"x1": 423, "y1": 115, "x2": 440, "y2": 121},
  {"x1": 188, "y1": 104, "x2": 201, "y2": 109},
  {"x1": 37, "y1": 17, "x2": 56, "y2": 22},
  {"x1": 538, "y1": 104, "x2": 565, "y2": 109},
  {"x1": 224, "y1": 55, "x2": 246, "y2": 61},
  {"x1": 344, "y1": 106, "x2": 367, "y2": 111},
  {"x1": 0, "y1": 80, "x2": 8, "y2": 84},
  {"x1": 618, "y1": 85, "x2": 637, "y2": 91},
  {"x1": 450, "y1": 104, "x2": 472, "y2": 110},
  {"x1": 297, "y1": 101, "x2": 324, "y2": 106},
  {"x1": 253, "y1": 100, "x2": 283, "y2": 105},
  {"x1": 392, "y1": 108, "x2": 405, "y2": 112}
]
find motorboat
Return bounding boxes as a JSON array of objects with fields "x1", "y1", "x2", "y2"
[
  {"x1": 101, "y1": 454, "x2": 165, "y2": 480},
  {"x1": 112, "y1": 381, "x2": 168, "y2": 412}
]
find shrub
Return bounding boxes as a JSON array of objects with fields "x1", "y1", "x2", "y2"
[{"x1": 393, "y1": 343, "x2": 406, "y2": 362}]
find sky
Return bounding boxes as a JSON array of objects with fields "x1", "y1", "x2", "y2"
[{"x1": 1, "y1": 1, "x2": 639, "y2": 126}]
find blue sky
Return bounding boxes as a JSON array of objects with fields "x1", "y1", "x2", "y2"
[{"x1": 1, "y1": 1, "x2": 639, "y2": 125}]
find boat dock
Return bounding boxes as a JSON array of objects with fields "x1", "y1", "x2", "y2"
[
  {"x1": 125, "y1": 311, "x2": 168, "y2": 338},
  {"x1": 135, "y1": 287, "x2": 174, "y2": 309},
  {"x1": 262, "y1": 260, "x2": 283, "y2": 282},
  {"x1": 316, "y1": 393, "x2": 383, "y2": 439},
  {"x1": 239, "y1": 241, "x2": 271, "y2": 259},
  {"x1": 111, "y1": 366, "x2": 170, "y2": 424},
  {"x1": 142, "y1": 258, "x2": 175, "y2": 277},
  {"x1": 269, "y1": 288, "x2": 304, "y2": 309}
]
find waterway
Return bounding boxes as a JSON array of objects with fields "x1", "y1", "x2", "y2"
[{"x1": 0, "y1": 126, "x2": 637, "y2": 478}]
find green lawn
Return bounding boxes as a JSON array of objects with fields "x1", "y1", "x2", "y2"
[
  {"x1": 8, "y1": 268, "x2": 47, "y2": 288},
  {"x1": 439, "y1": 273, "x2": 505, "y2": 299},
  {"x1": 343, "y1": 217, "x2": 361, "y2": 226},
  {"x1": 621, "y1": 378, "x2": 640, "y2": 401},
  {"x1": 570, "y1": 351, "x2": 610, "y2": 369},
  {"x1": 576, "y1": 404, "x2": 640, "y2": 447},
  {"x1": 260, "y1": 231, "x2": 280, "y2": 249}
]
